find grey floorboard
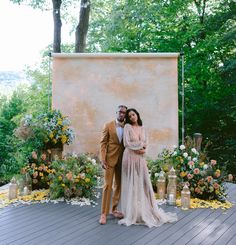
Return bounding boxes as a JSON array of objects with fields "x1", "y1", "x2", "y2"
[
  {"x1": 200, "y1": 209, "x2": 236, "y2": 245},
  {"x1": 0, "y1": 184, "x2": 235, "y2": 245},
  {"x1": 3, "y1": 204, "x2": 95, "y2": 244},
  {"x1": 227, "y1": 234, "x2": 236, "y2": 245}
]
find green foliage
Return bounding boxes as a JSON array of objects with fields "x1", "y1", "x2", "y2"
[
  {"x1": 0, "y1": 58, "x2": 50, "y2": 184},
  {"x1": 48, "y1": 154, "x2": 101, "y2": 199},
  {"x1": 0, "y1": 89, "x2": 27, "y2": 182},
  {"x1": 88, "y1": 0, "x2": 236, "y2": 174}
]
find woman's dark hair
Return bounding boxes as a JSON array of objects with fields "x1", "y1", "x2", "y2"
[{"x1": 125, "y1": 108, "x2": 143, "y2": 126}]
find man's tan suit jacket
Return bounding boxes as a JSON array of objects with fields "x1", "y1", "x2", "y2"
[{"x1": 100, "y1": 120, "x2": 124, "y2": 167}]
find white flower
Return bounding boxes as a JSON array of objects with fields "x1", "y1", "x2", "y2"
[
  {"x1": 188, "y1": 156, "x2": 192, "y2": 161},
  {"x1": 172, "y1": 151, "x2": 177, "y2": 156},
  {"x1": 191, "y1": 148, "x2": 198, "y2": 154},
  {"x1": 172, "y1": 145, "x2": 177, "y2": 149},
  {"x1": 193, "y1": 157, "x2": 197, "y2": 162},
  {"x1": 180, "y1": 145, "x2": 185, "y2": 150},
  {"x1": 203, "y1": 164, "x2": 208, "y2": 170},
  {"x1": 91, "y1": 159, "x2": 96, "y2": 165},
  {"x1": 154, "y1": 173, "x2": 159, "y2": 178},
  {"x1": 72, "y1": 152, "x2": 77, "y2": 158},
  {"x1": 183, "y1": 152, "x2": 188, "y2": 158}
]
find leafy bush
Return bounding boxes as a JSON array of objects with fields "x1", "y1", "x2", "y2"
[
  {"x1": 21, "y1": 151, "x2": 53, "y2": 190},
  {"x1": 48, "y1": 154, "x2": 101, "y2": 200}
]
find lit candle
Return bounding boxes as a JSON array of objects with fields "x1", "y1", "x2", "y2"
[
  {"x1": 23, "y1": 186, "x2": 29, "y2": 196},
  {"x1": 169, "y1": 194, "x2": 174, "y2": 202}
]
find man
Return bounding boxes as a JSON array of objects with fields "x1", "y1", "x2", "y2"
[{"x1": 99, "y1": 105, "x2": 127, "y2": 225}]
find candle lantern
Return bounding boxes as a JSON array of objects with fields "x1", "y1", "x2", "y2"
[
  {"x1": 25, "y1": 172, "x2": 32, "y2": 194},
  {"x1": 167, "y1": 167, "x2": 177, "y2": 205},
  {"x1": 17, "y1": 176, "x2": 25, "y2": 196},
  {"x1": 157, "y1": 170, "x2": 166, "y2": 200},
  {"x1": 181, "y1": 183, "x2": 191, "y2": 210},
  {"x1": 8, "y1": 177, "x2": 18, "y2": 200},
  {"x1": 193, "y1": 133, "x2": 202, "y2": 152}
]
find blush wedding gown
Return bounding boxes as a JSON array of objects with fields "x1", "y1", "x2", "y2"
[{"x1": 118, "y1": 124, "x2": 178, "y2": 228}]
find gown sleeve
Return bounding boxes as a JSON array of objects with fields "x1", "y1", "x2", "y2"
[{"x1": 123, "y1": 124, "x2": 144, "y2": 150}]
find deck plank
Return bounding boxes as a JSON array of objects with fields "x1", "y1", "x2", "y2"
[{"x1": 0, "y1": 183, "x2": 235, "y2": 245}]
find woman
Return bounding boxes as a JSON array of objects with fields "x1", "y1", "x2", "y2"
[{"x1": 118, "y1": 108, "x2": 177, "y2": 227}]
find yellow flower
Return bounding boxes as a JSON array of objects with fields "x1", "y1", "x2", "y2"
[
  {"x1": 52, "y1": 139, "x2": 57, "y2": 144},
  {"x1": 61, "y1": 135, "x2": 67, "y2": 144},
  {"x1": 180, "y1": 171, "x2": 187, "y2": 177},
  {"x1": 49, "y1": 133, "x2": 54, "y2": 139},
  {"x1": 58, "y1": 176, "x2": 62, "y2": 181},
  {"x1": 85, "y1": 178, "x2": 90, "y2": 183},
  {"x1": 62, "y1": 126, "x2": 68, "y2": 131},
  {"x1": 57, "y1": 119, "x2": 63, "y2": 125},
  {"x1": 61, "y1": 183, "x2": 65, "y2": 187},
  {"x1": 39, "y1": 172, "x2": 44, "y2": 177},
  {"x1": 199, "y1": 162, "x2": 205, "y2": 167}
]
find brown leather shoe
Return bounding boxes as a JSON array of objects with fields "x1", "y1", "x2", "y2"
[{"x1": 99, "y1": 214, "x2": 107, "y2": 225}]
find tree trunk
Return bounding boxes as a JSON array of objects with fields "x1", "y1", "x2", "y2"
[
  {"x1": 52, "y1": 0, "x2": 62, "y2": 53},
  {"x1": 75, "y1": 0, "x2": 91, "y2": 53}
]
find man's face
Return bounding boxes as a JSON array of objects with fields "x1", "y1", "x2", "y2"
[{"x1": 116, "y1": 106, "x2": 127, "y2": 122}]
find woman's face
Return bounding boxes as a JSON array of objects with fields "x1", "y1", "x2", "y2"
[{"x1": 128, "y1": 110, "x2": 138, "y2": 124}]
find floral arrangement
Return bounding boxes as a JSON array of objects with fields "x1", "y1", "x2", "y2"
[
  {"x1": 21, "y1": 151, "x2": 53, "y2": 190},
  {"x1": 15, "y1": 110, "x2": 75, "y2": 150},
  {"x1": 48, "y1": 154, "x2": 101, "y2": 200},
  {"x1": 148, "y1": 144, "x2": 227, "y2": 201},
  {"x1": 38, "y1": 110, "x2": 74, "y2": 148}
]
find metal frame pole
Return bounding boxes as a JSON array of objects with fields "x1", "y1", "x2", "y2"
[
  {"x1": 180, "y1": 51, "x2": 185, "y2": 144},
  {"x1": 48, "y1": 52, "x2": 52, "y2": 111}
]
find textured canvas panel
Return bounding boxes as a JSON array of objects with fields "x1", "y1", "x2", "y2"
[{"x1": 52, "y1": 53, "x2": 179, "y2": 159}]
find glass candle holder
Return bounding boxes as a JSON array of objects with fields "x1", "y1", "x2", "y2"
[
  {"x1": 167, "y1": 167, "x2": 177, "y2": 205},
  {"x1": 157, "y1": 171, "x2": 166, "y2": 200},
  {"x1": 181, "y1": 183, "x2": 191, "y2": 210},
  {"x1": 8, "y1": 177, "x2": 18, "y2": 200}
]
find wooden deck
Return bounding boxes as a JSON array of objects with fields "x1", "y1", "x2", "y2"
[{"x1": 0, "y1": 183, "x2": 236, "y2": 245}]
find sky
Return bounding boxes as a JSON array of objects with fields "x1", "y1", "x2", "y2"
[{"x1": 0, "y1": 0, "x2": 72, "y2": 72}]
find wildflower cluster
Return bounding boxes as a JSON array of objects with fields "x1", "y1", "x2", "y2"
[
  {"x1": 38, "y1": 110, "x2": 74, "y2": 147},
  {"x1": 48, "y1": 154, "x2": 101, "y2": 200},
  {"x1": 148, "y1": 145, "x2": 226, "y2": 200},
  {"x1": 21, "y1": 151, "x2": 53, "y2": 190}
]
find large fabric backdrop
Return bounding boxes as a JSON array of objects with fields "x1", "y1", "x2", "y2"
[{"x1": 52, "y1": 53, "x2": 179, "y2": 159}]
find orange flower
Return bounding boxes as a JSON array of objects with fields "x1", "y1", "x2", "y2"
[
  {"x1": 215, "y1": 172, "x2": 220, "y2": 178},
  {"x1": 213, "y1": 182, "x2": 219, "y2": 189},
  {"x1": 210, "y1": 160, "x2": 217, "y2": 166},
  {"x1": 66, "y1": 172, "x2": 73, "y2": 181},
  {"x1": 193, "y1": 168, "x2": 200, "y2": 175},
  {"x1": 187, "y1": 173, "x2": 193, "y2": 179},
  {"x1": 207, "y1": 176, "x2": 213, "y2": 183},
  {"x1": 41, "y1": 154, "x2": 47, "y2": 161},
  {"x1": 33, "y1": 171, "x2": 38, "y2": 178}
]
